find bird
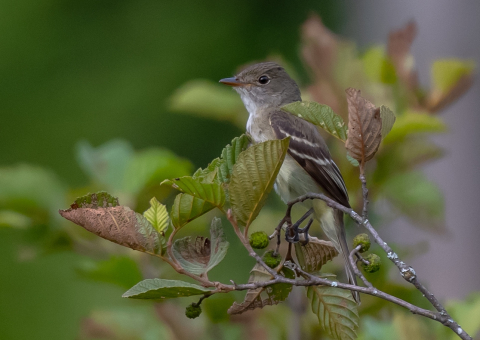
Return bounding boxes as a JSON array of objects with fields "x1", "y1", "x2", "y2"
[{"x1": 219, "y1": 61, "x2": 360, "y2": 303}]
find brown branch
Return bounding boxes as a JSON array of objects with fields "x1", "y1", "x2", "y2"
[{"x1": 281, "y1": 186, "x2": 471, "y2": 340}]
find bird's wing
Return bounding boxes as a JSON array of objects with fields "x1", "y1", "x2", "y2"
[{"x1": 270, "y1": 110, "x2": 350, "y2": 208}]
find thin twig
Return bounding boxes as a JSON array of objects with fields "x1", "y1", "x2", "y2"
[{"x1": 349, "y1": 245, "x2": 373, "y2": 288}]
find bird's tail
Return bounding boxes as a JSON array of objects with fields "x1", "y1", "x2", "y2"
[{"x1": 313, "y1": 200, "x2": 360, "y2": 304}]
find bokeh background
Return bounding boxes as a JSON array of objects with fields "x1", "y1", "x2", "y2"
[{"x1": 1, "y1": 1, "x2": 479, "y2": 339}]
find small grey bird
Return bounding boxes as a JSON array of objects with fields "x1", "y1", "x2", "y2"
[{"x1": 220, "y1": 62, "x2": 359, "y2": 303}]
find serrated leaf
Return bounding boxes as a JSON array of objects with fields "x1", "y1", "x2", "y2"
[
  {"x1": 294, "y1": 236, "x2": 339, "y2": 273},
  {"x1": 218, "y1": 134, "x2": 250, "y2": 183},
  {"x1": 170, "y1": 193, "x2": 215, "y2": 229},
  {"x1": 228, "y1": 265, "x2": 294, "y2": 315},
  {"x1": 229, "y1": 138, "x2": 290, "y2": 228},
  {"x1": 382, "y1": 171, "x2": 444, "y2": 231},
  {"x1": 307, "y1": 275, "x2": 359, "y2": 340},
  {"x1": 192, "y1": 158, "x2": 222, "y2": 183},
  {"x1": 382, "y1": 111, "x2": 446, "y2": 145},
  {"x1": 143, "y1": 197, "x2": 169, "y2": 233},
  {"x1": 379, "y1": 105, "x2": 396, "y2": 140},
  {"x1": 282, "y1": 101, "x2": 348, "y2": 141},
  {"x1": 172, "y1": 217, "x2": 229, "y2": 275},
  {"x1": 345, "y1": 88, "x2": 382, "y2": 164},
  {"x1": 123, "y1": 279, "x2": 211, "y2": 300},
  {"x1": 59, "y1": 204, "x2": 166, "y2": 256},
  {"x1": 161, "y1": 176, "x2": 225, "y2": 210}
]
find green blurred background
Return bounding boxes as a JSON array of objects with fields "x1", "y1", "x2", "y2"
[{"x1": 1, "y1": 1, "x2": 479, "y2": 339}]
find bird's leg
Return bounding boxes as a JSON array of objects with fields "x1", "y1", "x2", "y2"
[
  {"x1": 298, "y1": 218, "x2": 314, "y2": 245},
  {"x1": 285, "y1": 208, "x2": 313, "y2": 243}
]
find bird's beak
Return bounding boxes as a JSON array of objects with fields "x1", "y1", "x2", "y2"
[{"x1": 219, "y1": 77, "x2": 245, "y2": 87}]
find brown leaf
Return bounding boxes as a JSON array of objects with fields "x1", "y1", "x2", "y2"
[
  {"x1": 227, "y1": 266, "x2": 294, "y2": 315},
  {"x1": 387, "y1": 21, "x2": 419, "y2": 92},
  {"x1": 294, "y1": 236, "x2": 339, "y2": 273},
  {"x1": 345, "y1": 88, "x2": 382, "y2": 164},
  {"x1": 59, "y1": 206, "x2": 164, "y2": 256}
]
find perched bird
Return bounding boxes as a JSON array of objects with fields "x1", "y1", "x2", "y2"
[{"x1": 220, "y1": 62, "x2": 359, "y2": 303}]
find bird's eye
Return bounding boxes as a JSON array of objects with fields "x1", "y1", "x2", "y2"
[{"x1": 258, "y1": 75, "x2": 270, "y2": 85}]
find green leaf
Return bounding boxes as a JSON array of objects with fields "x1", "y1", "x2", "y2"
[
  {"x1": 169, "y1": 79, "x2": 245, "y2": 126},
  {"x1": 77, "y1": 256, "x2": 143, "y2": 289},
  {"x1": 294, "y1": 236, "x2": 339, "y2": 273},
  {"x1": 192, "y1": 158, "x2": 222, "y2": 183},
  {"x1": 123, "y1": 148, "x2": 192, "y2": 195},
  {"x1": 192, "y1": 134, "x2": 250, "y2": 185},
  {"x1": 229, "y1": 138, "x2": 290, "y2": 228},
  {"x1": 379, "y1": 105, "x2": 396, "y2": 140},
  {"x1": 228, "y1": 264, "x2": 294, "y2": 315},
  {"x1": 76, "y1": 139, "x2": 134, "y2": 192},
  {"x1": 382, "y1": 111, "x2": 446, "y2": 145},
  {"x1": 218, "y1": 134, "x2": 250, "y2": 183},
  {"x1": 307, "y1": 275, "x2": 359, "y2": 340},
  {"x1": 0, "y1": 164, "x2": 67, "y2": 226},
  {"x1": 170, "y1": 193, "x2": 215, "y2": 229},
  {"x1": 0, "y1": 210, "x2": 32, "y2": 228},
  {"x1": 59, "y1": 199, "x2": 166, "y2": 256},
  {"x1": 73, "y1": 191, "x2": 119, "y2": 208},
  {"x1": 431, "y1": 59, "x2": 475, "y2": 93},
  {"x1": 282, "y1": 101, "x2": 347, "y2": 141},
  {"x1": 445, "y1": 293, "x2": 480, "y2": 340},
  {"x1": 362, "y1": 46, "x2": 397, "y2": 84},
  {"x1": 122, "y1": 279, "x2": 211, "y2": 300},
  {"x1": 143, "y1": 197, "x2": 169, "y2": 233},
  {"x1": 172, "y1": 217, "x2": 229, "y2": 275},
  {"x1": 161, "y1": 176, "x2": 225, "y2": 210},
  {"x1": 382, "y1": 171, "x2": 444, "y2": 231},
  {"x1": 346, "y1": 153, "x2": 359, "y2": 167}
]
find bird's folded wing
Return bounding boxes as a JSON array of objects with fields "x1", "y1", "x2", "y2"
[{"x1": 270, "y1": 110, "x2": 350, "y2": 208}]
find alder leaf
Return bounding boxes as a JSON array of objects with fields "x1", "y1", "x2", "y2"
[
  {"x1": 192, "y1": 134, "x2": 250, "y2": 185},
  {"x1": 294, "y1": 236, "x2": 339, "y2": 273},
  {"x1": 123, "y1": 278, "x2": 212, "y2": 300},
  {"x1": 143, "y1": 197, "x2": 169, "y2": 234},
  {"x1": 59, "y1": 193, "x2": 166, "y2": 256},
  {"x1": 307, "y1": 274, "x2": 359, "y2": 340},
  {"x1": 229, "y1": 138, "x2": 290, "y2": 228},
  {"x1": 218, "y1": 134, "x2": 250, "y2": 183},
  {"x1": 172, "y1": 217, "x2": 229, "y2": 275},
  {"x1": 379, "y1": 105, "x2": 396, "y2": 140},
  {"x1": 227, "y1": 265, "x2": 294, "y2": 315},
  {"x1": 282, "y1": 101, "x2": 348, "y2": 141},
  {"x1": 382, "y1": 111, "x2": 446, "y2": 145},
  {"x1": 161, "y1": 176, "x2": 225, "y2": 210},
  {"x1": 170, "y1": 193, "x2": 215, "y2": 229},
  {"x1": 345, "y1": 88, "x2": 382, "y2": 164}
]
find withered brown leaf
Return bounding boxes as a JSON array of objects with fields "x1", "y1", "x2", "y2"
[
  {"x1": 294, "y1": 236, "x2": 339, "y2": 273},
  {"x1": 59, "y1": 206, "x2": 164, "y2": 256},
  {"x1": 345, "y1": 88, "x2": 382, "y2": 164}
]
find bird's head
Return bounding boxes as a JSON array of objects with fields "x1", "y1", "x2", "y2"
[{"x1": 220, "y1": 62, "x2": 301, "y2": 112}]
